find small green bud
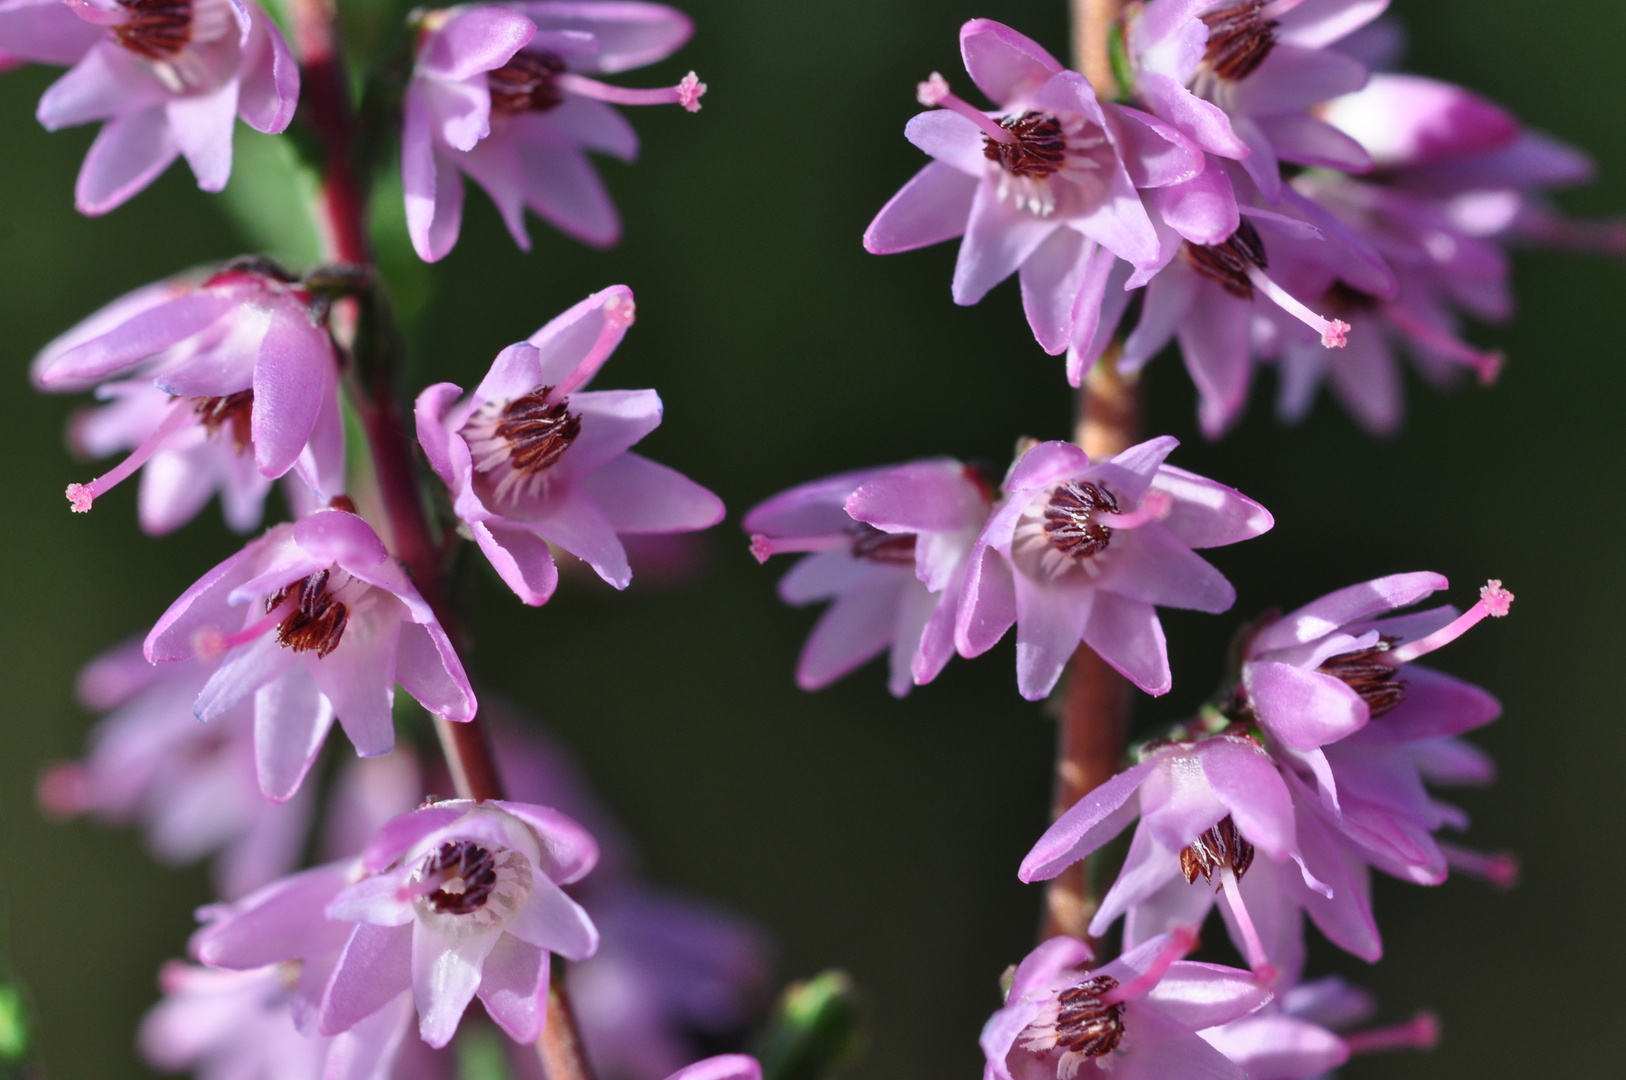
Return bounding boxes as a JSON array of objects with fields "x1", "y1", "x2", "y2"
[
  {"x1": 0, "y1": 983, "x2": 29, "y2": 1062},
  {"x1": 755, "y1": 971, "x2": 864, "y2": 1080}
]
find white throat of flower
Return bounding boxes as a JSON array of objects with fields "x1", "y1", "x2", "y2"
[{"x1": 410, "y1": 840, "x2": 534, "y2": 938}]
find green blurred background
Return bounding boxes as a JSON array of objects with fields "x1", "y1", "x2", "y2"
[{"x1": 1, "y1": 0, "x2": 1621, "y2": 1076}]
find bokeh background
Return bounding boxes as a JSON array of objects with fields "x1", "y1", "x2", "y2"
[{"x1": 1, "y1": 0, "x2": 1621, "y2": 1076}]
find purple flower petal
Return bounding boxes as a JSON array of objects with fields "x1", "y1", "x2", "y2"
[
  {"x1": 506, "y1": 867, "x2": 599, "y2": 959},
  {"x1": 1201, "y1": 1014, "x2": 1349, "y2": 1080},
  {"x1": 847, "y1": 459, "x2": 984, "y2": 534},
  {"x1": 1019, "y1": 226, "x2": 1090, "y2": 354},
  {"x1": 1084, "y1": 590, "x2": 1172, "y2": 695},
  {"x1": 476, "y1": 933, "x2": 548, "y2": 1042},
  {"x1": 1100, "y1": 524, "x2": 1234, "y2": 614},
  {"x1": 953, "y1": 180, "x2": 1060, "y2": 305},
  {"x1": 1232, "y1": 44, "x2": 1369, "y2": 117},
  {"x1": 796, "y1": 567, "x2": 911, "y2": 690},
  {"x1": 237, "y1": 6, "x2": 299, "y2": 133},
  {"x1": 1244, "y1": 661, "x2": 1369, "y2": 751},
  {"x1": 191, "y1": 859, "x2": 356, "y2": 968},
  {"x1": 958, "y1": 17, "x2": 1062, "y2": 106},
  {"x1": 1151, "y1": 166, "x2": 1240, "y2": 245},
  {"x1": 579, "y1": 451, "x2": 723, "y2": 532},
  {"x1": 395, "y1": 622, "x2": 476, "y2": 724},
  {"x1": 252, "y1": 296, "x2": 332, "y2": 478},
  {"x1": 1137, "y1": 71, "x2": 1250, "y2": 159},
  {"x1": 863, "y1": 160, "x2": 977, "y2": 254},
  {"x1": 554, "y1": 388, "x2": 662, "y2": 478},
  {"x1": 955, "y1": 545, "x2": 1017, "y2": 658},
  {"x1": 1150, "y1": 465, "x2": 1273, "y2": 549},
  {"x1": 309, "y1": 612, "x2": 401, "y2": 760},
  {"x1": 1020, "y1": 758, "x2": 1157, "y2": 882},
  {"x1": 1176, "y1": 284, "x2": 1253, "y2": 439},
  {"x1": 1114, "y1": 1002, "x2": 1247, "y2": 1080},
  {"x1": 1142, "y1": 961, "x2": 1273, "y2": 1030},
  {"x1": 665, "y1": 1056, "x2": 763, "y2": 1080},
  {"x1": 1274, "y1": 0, "x2": 1390, "y2": 49},
  {"x1": 1258, "y1": 113, "x2": 1372, "y2": 172},
  {"x1": 420, "y1": 7, "x2": 536, "y2": 80},
  {"x1": 509, "y1": 1, "x2": 693, "y2": 74},
  {"x1": 320, "y1": 922, "x2": 414, "y2": 1036},
  {"x1": 1253, "y1": 572, "x2": 1448, "y2": 653},
  {"x1": 526, "y1": 483, "x2": 632, "y2": 588},
  {"x1": 903, "y1": 108, "x2": 990, "y2": 178},
  {"x1": 254, "y1": 664, "x2": 334, "y2": 801},
  {"x1": 1014, "y1": 573, "x2": 1092, "y2": 701},
  {"x1": 1107, "y1": 104, "x2": 1204, "y2": 189},
  {"x1": 519, "y1": 143, "x2": 620, "y2": 247},
  {"x1": 402, "y1": 83, "x2": 465, "y2": 262},
  {"x1": 0, "y1": 0, "x2": 102, "y2": 64},
  {"x1": 74, "y1": 103, "x2": 178, "y2": 213},
  {"x1": 168, "y1": 78, "x2": 239, "y2": 192},
  {"x1": 37, "y1": 41, "x2": 169, "y2": 129},
  {"x1": 413, "y1": 922, "x2": 500, "y2": 1047}
]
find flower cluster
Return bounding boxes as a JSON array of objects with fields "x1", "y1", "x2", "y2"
[
  {"x1": 867, "y1": 13, "x2": 1620, "y2": 436},
  {"x1": 749, "y1": 437, "x2": 1272, "y2": 701}
]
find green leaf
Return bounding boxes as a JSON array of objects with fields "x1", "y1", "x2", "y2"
[
  {"x1": 755, "y1": 971, "x2": 864, "y2": 1080},
  {"x1": 0, "y1": 983, "x2": 28, "y2": 1062},
  {"x1": 218, "y1": 128, "x2": 324, "y2": 268},
  {"x1": 456, "y1": 1025, "x2": 515, "y2": 1080}
]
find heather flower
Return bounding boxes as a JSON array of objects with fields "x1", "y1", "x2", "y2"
[
  {"x1": 1240, "y1": 573, "x2": 1513, "y2": 884},
  {"x1": 864, "y1": 19, "x2": 1206, "y2": 355},
  {"x1": 404, "y1": 1, "x2": 705, "y2": 261},
  {"x1": 982, "y1": 931, "x2": 1269, "y2": 1080},
  {"x1": 416, "y1": 285, "x2": 723, "y2": 607},
  {"x1": 0, "y1": 0, "x2": 297, "y2": 213},
  {"x1": 744, "y1": 458, "x2": 992, "y2": 695},
  {"x1": 956, "y1": 436, "x2": 1271, "y2": 700},
  {"x1": 139, "y1": 962, "x2": 421, "y2": 1080},
  {"x1": 36, "y1": 639, "x2": 313, "y2": 899},
  {"x1": 1020, "y1": 733, "x2": 1367, "y2": 982},
  {"x1": 33, "y1": 262, "x2": 345, "y2": 524},
  {"x1": 663, "y1": 1056, "x2": 761, "y2": 1080},
  {"x1": 1126, "y1": 0, "x2": 1384, "y2": 201},
  {"x1": 320, "y1": 799, "x2": 599, "y2": 1047},
  {"x1": 144, "y1": 506, "x2": 476, "y2": 800}
]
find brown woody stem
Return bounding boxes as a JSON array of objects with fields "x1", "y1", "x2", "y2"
[
  {"x1": 289, "y1": 2, "x2": 596, "y2": 1072},
  {"x1": 1043, "y1": 0, "x2": 1138, "y2": 944}
]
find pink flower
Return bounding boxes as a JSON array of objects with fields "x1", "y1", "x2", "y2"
[
  {"x1": 37, "y1": 638, "x2": 313, "y2": 899},
  {"x1": 864, "y1": 19, "x2": 1205, "y2": 355},
  {"x1": 33, "y1": 262, "x2": 345, "y2": 525},
  {"x1": 139, "y1": 962, "x2": 422, "y2": 1080},
  {"x1": 144, "y1": 506, "x2": 476, "y2": 800},
  {"x1": 404, "y1": 1, "x2": 704, "y2": 260},
  {"x1": 1126, "y1": 0, "x2": 1384, "y2": 202},
  {"x1": 1241, "y1": 573, "x2": 1513, "y2": 885},
  {"x1": 0, "y1": 0, "x2": 298, "y2": 213},
  {"x1": 416, "y1": 285, "x2": 723, "y2": 607},
  {"x1": 981, "y1": 931, "x2": 1269, "y2": 1080},
  {"x1": 321, "y1": 799, "x2": 599, "y2": 1048},
  {"x1": 744, "y1": 459, "x2": 992, "y2": 695},
  {"x1": 956, "y1": 436, "x2": 1271, "y2": 700},
  {"x1": 1020, "y1": 733, "x2": 1362, "y2": 983},
  {"x1": 662, "y1": 1057, "x2": 761, "y2": 1080}
]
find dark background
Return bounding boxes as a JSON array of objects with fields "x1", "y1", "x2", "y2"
[{"x1": 1, "y1": 0, "x2": 1621, "y2": 1076}]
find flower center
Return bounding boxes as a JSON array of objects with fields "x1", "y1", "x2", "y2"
[
  {"x1": 849, "y1": 524, "x2": 917, "y2": 564},
  {"x1": 266, "y1": 569, "x2": 350, "y2": 658},
  {"x1": 983, "y1": 112, "x2": 1069, "y2": 180},
  {"x1": 463, "y1": 385, "x2": 582, "y2": 505},
  {"x1": 1180, "y1": 815, "x2": 1255, "y2": 884},
  {"x1": 1201, "y1": 1, "x2": 1278, "y2": 82},
  {"x1": 488, "y1": 51, "x2": 568, "y2": 115},
  {"x1": 420, "y1": 841, "x2": 499, "y2": 915},
  {"x1": 1316, "y1": 635, "x2": 1407, "y2": 717},
  {"x1": 113, "y1": 0, "x2": 193, "y2": 59},
  {"x1": 1045, "y1": 481, "x2": 1119, "y2": 560},
  {"x1": 1182, "y1": 220, "x2": 1268, "y2": 300},
  {"x1": 1020, "y1": 974, "x2": 1126, "y2": 1071},
  {"x1": 193, "y1": 390, "x2": 254, "y2": 453}
]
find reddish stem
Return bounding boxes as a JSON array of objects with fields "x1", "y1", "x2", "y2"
[{"x1": 290, "y1": 0, "x2": 371, "y2": 264}]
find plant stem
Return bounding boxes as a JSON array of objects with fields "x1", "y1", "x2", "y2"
[
  {"x1": 1044, "y1": 0, "x2": 1138, "y2": 944},
  {"x1": 288, "y1": 4, "x2": 595, "y2": 1072}
]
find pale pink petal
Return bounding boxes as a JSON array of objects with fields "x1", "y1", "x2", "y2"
[
  {"x1": 292, "y1": 508, "x2": 390, "y2": 567},
  {"x1": 420, "y1": 7, "x2": 536, "y2": 80},
  {"x1": 1082, "y1": 591, "x2": 1171, "y2": 695},
  {"x1": 191, "y1": 859, "x2": 356, "y2": 968},
  {"x1": 1090, "y1": 824, "x2": 1186, "y2": 934},
  {"x1": 324, "y1": 991, "x2": 415, "y2": 1080},
  {"x1": 195, "y1": 633, "x2": 295, "y2": 722},
  {"x1": 458, "y1": 122, "x2": 531, "y2": 248},
  {"x1": 476, "y1": 934, "x2": 548, "y2": 1042},
  {"x1": 952, "y1": 180, "x2": 1060, "y2": 305},
  {"x1": 168, "y1": 78, "x2": 239, "y2": 192},
  {"x1": 1013, "y1": 573, "x2": 1092, "y2": 701},
  {"x1": 508, "y1": 1, "x2": 691, "y2": 73},
  {"x1": 1149, "y1": 465, "x2": 1273, "y2": 549},
  {"x1": 1176, "y1": 284, "x2": 1253, "y2": 439},
  {"x1": 863, "y1": 160, "x2": 977, "y2": 254},
  {"x1": 252, "y1": 296, "x2": 332, "y2": 477},
  {"x1": 1019, "y1": 758, "x2": 1157, "y2": 882},
  {"x1": 413, "y1": 923, "x2": 501, "y2": 1047},
  {"x1": 1121, "y1": 261, "x2": 1197, "y2": 372},
  {"x1": 75, "y1": 104, "x2": 181, "y2": 214},
  {"x1": 472, "y1": 520, "x2": 560, "y2": 605},
  {"x1": 1137, "y1": 70, "x2": 1250, "y2": 158},
  {"x1": 519, "y1": 144, "x2": 620, "y2": 247},
  {"x1": 527, "y1": 483, "x2": 631, "y2": 587},
  {"x1": 309, "y1": 612, "x2": 402, "y2": 759},
  {"x1": 1201, "y1": 1015, "x2": 1349, "y2": 1080},
  {"x1": 1019, "y1": 226, "x2": 1089, "y2": 354},
  {"x1": 395, "y1": 622, "x2": 476, "y2": 723},
  {"x1": 578, "y1": 451, "x2": 723, "y2": 532},
  {"x1": 0, "y1": 0, "x2": 102, "y2": 64},
  {"x1": 320, "y1": 923, "x2": 415, "y2": 1036},
  {"x1": 1253, "y1": 572, "x2": 1447, "y2": 653},
  {"x1": 955, "y1": 546, "x2": 1017, "y2": 658},
  {"x1": 847, "y1": 458, "x2": 985, "y2": 534},
  {"x1": 1099, "y1": 523, "x2": 1234, "y2": 613},
  {"x1": 237, "y1": 7, "x2": 299, "y2": 132},
  {"x1": 551, "y1": 387, "x2": 661, "y2": 478},
  {"x1": 665, "y1": 1056, "x2": 762, "y2": 1080},
  {"x1": 1232, "y1": 44, "x2": 1368, "y2": 117},
  {"x1": 903, "y1": 109, "x2": 989, "y2": 177},
  {"x1": 1257, "y1": 113, "x2": 1372, "y2": 172},
  {"x1": 37, "y1": 41, "x2": 168, "y2": 129},
  {"x1": 403, "y1": 84, "x2": 465, "y2": 262},
  {"x1": 326, "y1": 870, "x2": 418, "y2": 926},
  {"x1": 1151, "y1": 167, "x2": 1239, "y2": 246},
  {"x1": 254, "y1": 664, "x2": 334, "y2": 801},
  {"x1": 1244, "y1": 661, "x2": 1368, "y2": 751},
  {"x1": 1143, "y1": 961, "x2": 1273, "y2": 1030},
  {"x1": 1326, "y1": 320, "x2": 1401, "y2": 435},
  {"x1": 1113, "y1": 1003, "x2": 1246, "y2": 1080},
  {"x1": 958, "y1": 17, "x2": 1062, "y2": 105},
  {"x1": 1200, "y1": 737, "x2": 1296, "y2": 859},
  {"x1": 796, "y1": 566, "x2": 911, "y2": 690},
  {"x1": 1274, "y1": 0, "x2": 1390, "y2": 49},
  {"x1": 505, "y1": 866, "x2": 598, "y2": 958}
]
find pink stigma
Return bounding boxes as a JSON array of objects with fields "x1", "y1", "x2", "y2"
[
  {"x1": 1246, "y1": 267, "x2": 1348, "y2": 349},
  {"x1": 66, "y1": 483, "x2": 94, "y2": 512},
  {"x1": 1440, "y1": 842, "x2": 1519, "y2": 890},
  {"x1": 1098, "y1": 925, "x2": 1197, "y2": 1006},
  {"x1": 748, "y1": 532, "x2": 848, "y2": 564},
  {"x1": 36, "y1": 761, "x2": 88, "y2": 819},
  {"x1": 1343, "y1": 1012, "x2": 1440, "y2": 1056},
  {"x1": 677, "y1": 71, "x2": 705, "y2": 112},
  {"x1": 914, "y1": 71, "x2": 1016, "y2": 145},
  {"x1": 1099, "y1": 490, "x2": 1172, "y2": 529},
  {"x1": 1381, "y1": 304, "x2": 1502, "y2": 383},
  {"x1": 1386, "y1": 579, "x2": 1513, "y2": 665},
  {"x1": 602, "y1": 291, "x2": 637, "y2": 329},
  {"x1": 1321, "y1": 319, "x2": 1351, "y2": 348},
  {"x1": 1480, "y1": 578, "x2": 1514, "y2": 617}
]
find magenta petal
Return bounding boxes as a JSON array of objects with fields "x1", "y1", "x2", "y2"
[
  {"x1": 505, "y1": 868, "x2": 598, "y2": 959},
  {"x1": 191, "y1": 859, "x2": 355, "y2": 968},
  {"x1": 1014, "y1": 574, "x2": 1092, "y2": 701},
  {"x1": 512, "y1": 1, "x2": 692, "y2": 74},
  {"x1": 578, "y1": 452, "x2": 722, "y2": 532},
  {"x1": 520, "y1": 144, "x2": 620, "y2": 248},
  {"x1": 665, "y1": 1056, "x2": 763, "y2": 1080},
  {"x1": 1200, "y1": 738, "x2": 1295, "y2": 859},
  {"x1": 414, "y1": 382, "x2": 465, "y2": 485},
  {"x1": 237, "y1": 8, "x2": 299, "y2": 133},
  {"x1": 421, "y1": 8, "x2": 535, "y2": 80},
  {"x1": 1107, "y1": 104, "x2": 1204, "y2": 189},
  {"x1": 1082, "y1": 591, "x2": 1172, "y2": 696},
  {"x1": 1290, "y1": 782, "x2": 1381, "y2": 960},
  {"x1": 361, "y1": 805, "x2": 468, "y2": 872},
  {"x1": 413, "y1": 924, "x2": 500, "y2": 1047},
  {"x1": 471, "y1": 520, "x2": 560, "y2": 606},
  {"x1": 1020, "y1": 758, "x2": 1156, "y2": 882},
  {"x1": 1114, "y1": 1003, "x2": 1247, "y2": 1080},
  {"x1": 253, "y1": 297, "x2": 332, "y2": 478},
  {"x1": 1101, "y1": 524, "x2": 1234, "y2": 613},
  {"x1": 75, "y1": 104, "x2": 180, "y2": 214},
  {"x1": 1325, "y1": 74, "x2": 1518, "y2": 168},
  {"x1": 395, "y1": 622, "x2": 475, "y2": 723},
  {"x1": 528, "y1": 284, "x2": 635, "y2": 393},
  {"x1": 476, "y1": 934, "x2": 547, "y2": 1042},
  {"x1": 1151, "y1": 167, "x2": 1239, "y2": 246},
  {"x1": 796, "y1": 567, "x2": 910, "y2": 690},
  {"x1": 1244, "y1": 662, "x2": 1369, "y2": 750},
  {"x1": 0, "y1": 0, "x2": 102, "y2": 64},
  {"x1": 1138, "y1": 71, "x2": 1250, "y2": 159},
  {"x1": 1019, "y1": 227, "x2": 1089, "y2": 354},
  {"x1": 1202, "y1": 1015, "x2": 1349, "y2": 1080},
  {"x1": 1142, "y1": 962, "x2": 1272, "y2": 1030},
  {"x1": 37, "y1": 42, "x2": 169, "y2": 129},
  {"x1": 952, "y1": 181, "x2": 1060, "y2": 305},
  {"x1": 309, "y1": 614, "x2": 401, "y2": 760},
  {"x1": 955, "y1": 546, "x2": 1017, "y2": 658},
  {"x1": 254, "y1": 664, "x2": 334, "y2": 801},
  {"x1": 168, "y1": 78, "x2": 239, "y2": 193},
  {"x1": 293, "y1": 509, "x2": 390, "y2": 568},
  {"x1": 1380, "y1": 665, "x2": 1500, "y2": 739},
  {"x1": 847, "y1": 459, "x2": 983, "y2": 534},
  {"x1": 321, "y1": 923, "x2": 415, "y2": 1036},
  {"x1": 1253, "y1": 572, "x2": 1448, "y2": 653},
  {"x1": 958, "y1": 17, "x2": 1063, "y2": 105},
  {"x1": 41, "y1": 292, "x2": 235, "y2": 387},
  {"x1": 1232, "y1": 44, "x2": 1368, "y2": 117},
  {"x1": 1006, "y1": 439, "x2": 1094, "y2": 495},
  {"x1": 402, "y1": 84, "x2": 464, "y2": 262},
  {"x1": 903, "y1": 109, "x2": 990, "y2": 177},
  {"x1": 864, "y1": 160, "x2": 977, "y2": 255}
]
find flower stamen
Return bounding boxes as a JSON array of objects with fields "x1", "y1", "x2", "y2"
[
  {"x1": 1386, "y1": 580, "x2": 1513, "y2": 664},
  {"x1": 65, "y1": 399, "x2": 196, "y2": 513},
  {"x1": 267, "y1": 569, "x2": 350, "y2": 658}
]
